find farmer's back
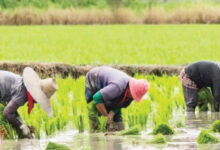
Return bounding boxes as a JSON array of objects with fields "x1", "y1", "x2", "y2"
[
  {"x1": 185, "y1": 61, "x2": 220, "y2": 88},
  {"x1": 0, "y1": 71, "x2": 24, "y2": 102}
]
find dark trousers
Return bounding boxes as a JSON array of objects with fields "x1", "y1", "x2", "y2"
[{"x1": 182, "y1": 85, "x2": 199, "y2": 112}]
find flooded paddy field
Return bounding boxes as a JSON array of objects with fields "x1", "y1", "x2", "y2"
[{"x1": 1, "y1": 112, "x2": 220, "y2": 150}]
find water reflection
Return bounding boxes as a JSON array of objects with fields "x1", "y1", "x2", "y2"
[
  {"x1": 185, "y1": 112, "x2": 220, "y2": 129},
  {"x1": 0, "y1": 112, "x2": 220, "y2": 150},
  {"x1": 89, "y1": 134, "x2": 122, "y2": 150}
]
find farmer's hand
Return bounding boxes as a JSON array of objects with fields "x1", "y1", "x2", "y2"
[
  {"x1": 28, "y1": 126, "x2": 35, "y2": 134},
  {"x1": 20, "y1": 124, "x2": 33, "y2": 139},
  {"x1": 108, "y1": 111, "x2": 114, "y2": 123}
]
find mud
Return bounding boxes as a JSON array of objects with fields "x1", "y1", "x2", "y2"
[{"x1": 0, "y1": 62, "x2": 183, "y2": 78}]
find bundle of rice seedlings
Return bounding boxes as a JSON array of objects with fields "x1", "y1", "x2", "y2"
[
  {"x1": 198, "y1": 87, "x2": 214, "y2": 112},
  {"x1": 45, "y1": 142, "x2": 70, "y2": 150},
  {"x1": 119, "y1": 125, "x2": 141, "y2": 135},
  {"x1": 197, "y1": 129, "x2": 218, "y2": 144},
  {"x1": 98, "y1": 116, "x2": 108, "y2": 132},
  {"x1": 210, "y1": 120, "x2": 220, "y2": 133},
  {"x1": 153, "y1": 123, "x2": 174, "y2": 135},
  {"x1": 151, "y1": 134, "x2": 167, "y2": 144}
]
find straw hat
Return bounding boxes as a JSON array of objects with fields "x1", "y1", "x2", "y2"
[{"x1": 23, "y1": 67, "x2": 58, "y2": 117}]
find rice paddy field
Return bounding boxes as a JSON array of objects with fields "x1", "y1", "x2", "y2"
[
  {"x1": 0, "y1": 25, "x2": 220, "y2": 150},
  {"x1": 0, "y1": 25, "x2": 220, "y2": 65}
]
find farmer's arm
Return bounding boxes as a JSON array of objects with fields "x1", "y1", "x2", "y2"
[
  {"x1": 3, "y1": 100, "x2": 33, "y2": 138},
  {"x1": 93, "y1": 91, "x2": 108, "y2": 116},
  {"x1": 3, "y1": 100, "x2": 23, "y2": 129},
  {"x1": 94, "y1": 83, "x2": 122, "y2": 115}
]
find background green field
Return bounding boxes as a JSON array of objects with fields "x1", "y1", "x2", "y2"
[{"x1": 0, "y1": 25, "x2": 219, "y2": 65}]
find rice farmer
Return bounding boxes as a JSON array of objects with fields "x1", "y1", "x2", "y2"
[
  {"x1": 0, "y1": 67, "x2": 58, "y2": 138},
  {"x1": 85, "y1": 66, "x2": 150, "y2": 132},
  {"x1": 179, "y1": 61, "x2": 220, "y2": 112}
]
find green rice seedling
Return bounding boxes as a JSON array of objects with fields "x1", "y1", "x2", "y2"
[
  {"x1": 151, "y1": 134, "x2": 167, "y2": 144},
  {"x1": 71, "y1": 77, "x2": 90, "y2": 132},
  {"x1": 45, "y1": 142, "x2": 70, "y2": 150},
  {"x1": 0, "y1": 104, "x2": 17, "y2": 139},
  {"x1": 119, "y1": 125, "x2": 141, "y2": 135},
  {"x1": 198, "y1": 87, "x2": 214, "y2": 112},
  {"x1": 14, "y1": 75, "x2": 186, "y2": 138},
  {"x1": 73, "y1": 114, "x2": 85, "y2": 133},
  {"x1": 98, "y1": 116, "x2": 108, "y2": 132},
  {"x1": 197, "y1": 129, "x2": 218, "y2": 144},
  {"x1": 153, "y1": 123, "x2": 174, "y2": 135},
  {"x1": 210, "y1": 120, "x2": 220, "y2": 133},
  {"x1": 43, "y1": 118, "x2": 57, "y2": 136}
]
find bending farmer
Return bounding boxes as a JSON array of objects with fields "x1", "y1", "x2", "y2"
[
  {"x1": 179, "y1": 61, "x2": 220, "y2": 112},
  {"x1": 85, "y1": 66, "x2": 149, "y2": 131},
  {"x1": 0, "y1": 67, "x2": 58, "y2": 138}
]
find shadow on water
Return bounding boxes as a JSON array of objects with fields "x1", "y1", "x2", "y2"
[{"x1": 0, "y1": 112, "x2": 220, "y2": 150}]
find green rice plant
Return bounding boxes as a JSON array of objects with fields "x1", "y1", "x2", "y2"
[
  {"x1": 1, "y1": 25, "x2": 220, "y2": 65},
  {"x1": 197, "y1": 129, "x2": 218, "y2": 144},
  {"x1": 71, "y1": 77, "x2": 90, "y2": 132},
  {"x1": 147, "y1": 75, "x2": 184, "y2": 125},
  {"x1": 0, "y1": 104, "x2": 17, "y2": 139},
  {"x1": 153, "y1": 123, "x2": 174, "y2": 135},
  {"x1": 45, "y1": 142, "x2": 70, "y2": 150},
  {"x1": 98, "y1": 116, "x2": 108, "y2": 132},
  {"x1": 15, "y1": 75, "x2": 186, "y2": 137},
  {"x1": 210, "y1": 120, "x2": 220, "y2": 133},
  {"x1": 198, "y1": 87, "x2": 214, "y2": 112},
  {"x1": 43, "y1": 118, "x2": 57, "y2": 136},
  {"x1": 119, "y1": 125, "x2": 141, "y2": 135},
  {"x1": 151, "y1": 134, "x2": 167, "y2": 144}
]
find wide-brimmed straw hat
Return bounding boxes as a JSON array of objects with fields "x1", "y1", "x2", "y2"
[
  {"x1": 23, "y1": 67, "x2": 58, "y2": 117},
  {"x1": 129, "y1": 78, "x2": 150, "y2": 102}
]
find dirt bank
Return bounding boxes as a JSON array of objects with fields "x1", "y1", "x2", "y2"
[
  {"x1": 0, "y1": 7, "x2": 220, "y2": 25},
  {"x1": 0, "y1": 62, "x2": 184, "y2": 78}
]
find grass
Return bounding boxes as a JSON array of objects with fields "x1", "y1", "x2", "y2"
[
  {"x1": 197, "y1": 129, "x2": 218, "y2": 144},
  {"x1": 0, "y1": 25, "x2": 220, "y2": 65}
]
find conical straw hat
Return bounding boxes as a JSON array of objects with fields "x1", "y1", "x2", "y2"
[{"x1": 23, "y1": 67, "x2": 58, "y2": 117}]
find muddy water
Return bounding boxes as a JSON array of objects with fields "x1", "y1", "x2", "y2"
[{"x1": 0, "y1": 112, "x2": 220, "y2": 150}]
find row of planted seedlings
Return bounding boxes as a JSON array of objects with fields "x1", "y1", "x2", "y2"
[
  {"x1": 7, "y1": 74, "x2": 185, "y2": 139},
  {"x1": 122, "y1": 75, "x2": 185, "y2": 130}
]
